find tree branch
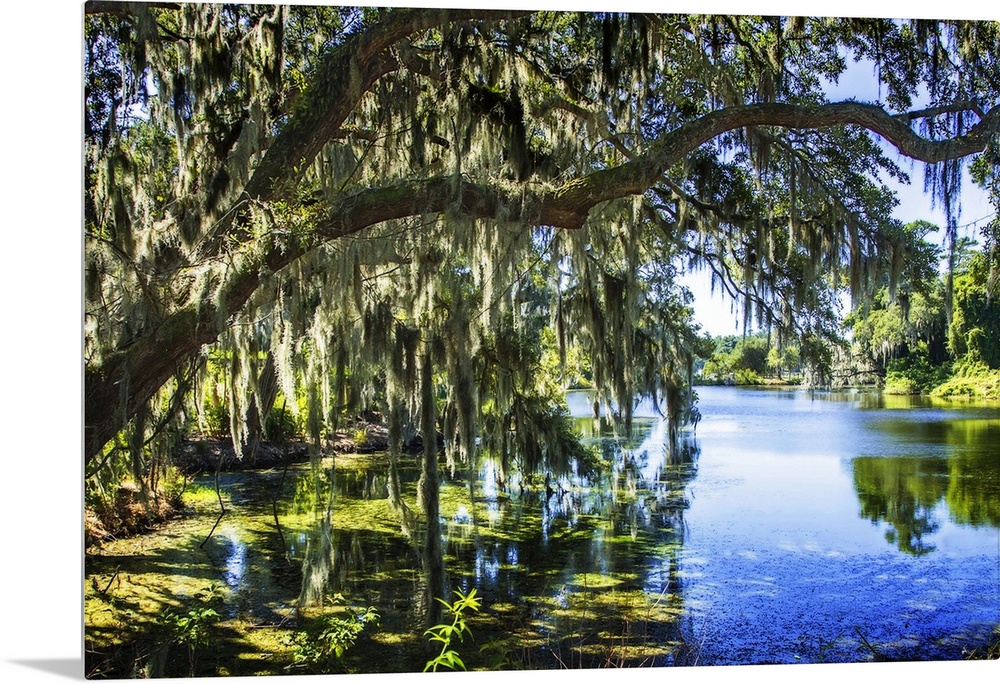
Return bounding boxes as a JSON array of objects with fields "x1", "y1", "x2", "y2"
[
  {"x1": 895, "y1": 102, "x2": 987, "y2": 122},
  {"x1": 585, "y1": 101, "x2": 999, "y2": 207},
  {"x1": 84, "y1": 98, "x2": 998, "y2": 463},
  {"x1": 237, "y1": 8, "x2": 534, "y2": 203},
  {"x1": 193, "y1": 8, "x2": 534, "y2": 259}
]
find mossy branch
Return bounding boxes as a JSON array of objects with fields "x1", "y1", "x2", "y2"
[{"x1": 84, "y1": 99, "x2": 997, "y2": 463}]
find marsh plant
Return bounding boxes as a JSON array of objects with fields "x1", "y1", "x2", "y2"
[
  {"x1": 285, "y1": 595, "x2": 381, "y2": 673},
  {"x1": 157, "y1": 586, "x2": 222, "y2": 676},
  {"x1": 425, "y1": 589, "x2": 482, "y2": 672}
]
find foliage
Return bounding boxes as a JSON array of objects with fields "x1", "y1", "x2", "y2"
[
  {"x1": 843, "y1": 225, "x2": 998, "y2": 399},
  {"x1": 883, "y1": 345, "x2": 951, "y2": 395},
  {"x1": 264, "y1": 402, "x2": 299, "y2": 443},
  {"x1": 82, "y1": 6, "x2": 1000, "y2": 510},
  {"x1": 734, "y1": 368, "x2": 764, "y2": 386},
  {"x1": 160, "y1": 604, "x2": 219, "y2": 651},
  {"x1": 424, "y1": 588, "x2": 482, "y2": 672},
  {"x1": 157, "y1": 586, "x2": 223, "y2": 676},
  {"x1": 769, "y1": 345, "x2": 800, "y2": 378},
  {"x1": 882, "y1": 373, "x2": 921, "y2": 396},
  {"x1": 700, "y1": 333, "x2": 801, "y2": 385},
  {"x1": 201, "y1": 402, "x2": 232, "y2": 438},
  {"x1": 930, "y1": 359, "x2": 1000, "y2": 400},
  {"x1": 285, "y1": 598, "x2": 380, "y2": 672},
  {"x1": 85, "y1": 457, "x2": 189, "y2": 546},
  {"x1": 730, "y1": 337, "x2": 770, "y2": 377},
  {"x1": 963, "y1": 626, "x2": 1000, "y2": 661},
  {"x1": 843, "y1": 221, "x2": 948, "y2": 376},
  {"x1": 948, "y1": 252, "x2": 1000, "y2": 368}
]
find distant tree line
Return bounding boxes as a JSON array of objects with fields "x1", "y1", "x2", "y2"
[{"x1": 697, "y1": 334, "x2": 802, "y2": 385}]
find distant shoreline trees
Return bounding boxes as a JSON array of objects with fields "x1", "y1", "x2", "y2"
[{"x1": 697, "y1": 225, "x2": 1000, "y2": 397}]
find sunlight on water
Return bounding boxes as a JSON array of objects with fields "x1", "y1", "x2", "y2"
[
  {"x1": 220, "y1": 524, "x2": 248, "y2": 588},
  {"x1": 678, "y1": 385, "x2": 1000, "y2": 664}
]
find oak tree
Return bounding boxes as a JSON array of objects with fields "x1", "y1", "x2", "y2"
[{"x1": 84, "y1": 4, "x2": 999, "y2": 471}]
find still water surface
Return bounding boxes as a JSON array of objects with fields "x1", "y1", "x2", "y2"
[
  {"x1": 667, "y1": 386, "x2": 999, "y2": 664},
  {"x1": 176, "y1": 386, "x2": 999, "y2": 668}
]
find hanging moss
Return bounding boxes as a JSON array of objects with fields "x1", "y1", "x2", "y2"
[{"x1": 85, "y1": 7, "x2": 998, "y2": 487}]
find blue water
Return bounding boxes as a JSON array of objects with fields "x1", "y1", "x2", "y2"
[{"x1": 668, "y1": 386, "x2": 1000, "y2": 664}]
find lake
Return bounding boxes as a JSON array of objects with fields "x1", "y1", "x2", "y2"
[
  {"x1": 84, "y1": 385, "x2": 1000, "y2": 674},
  {"x1": 659, "y1": 385, "x2": 999, "y2": 664}
]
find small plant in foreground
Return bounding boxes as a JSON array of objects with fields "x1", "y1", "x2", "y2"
[
  {"x1": 963, "y1": 626, "x2": 1000, "y2": 660},
  {"x1": 286, "y1": 596, "x2": 380, "y2": 672},
  {"x1": 158, "y1": 586, "x2": 222, "y2": 675},
  {"x1": 425, "y1": 588, "x2": 482, "y2": 672}
]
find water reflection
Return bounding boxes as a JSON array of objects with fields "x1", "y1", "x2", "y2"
[
  {"x1": 276, "y1": 388, "x2": 997, "y2": 667},
  {"x1": 675, "y1": 386, "x2": 1000, "y2": 666},
  {"x1": 441, "y1": 421, "x2": 700, "y2": 666},
  {"x1": 220, "y1": 526, "x2": 248, "y2": 587},
  {"x1": 853, "y1": 457, "x2": 947, "y2": 555},
  {"x1": 284, "y1": 457, "x2": 422, "y2": 615},
  {"x1": 282, "y1": 416, "x2": 700, "y2": 667},
  {"x1": 853, "y1": 413, "x2": 1000, "y2": 555}
]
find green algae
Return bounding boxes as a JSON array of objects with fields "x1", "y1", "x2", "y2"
[{"x1": 85, "y1": 438, "x2": 696, "y2": 676}]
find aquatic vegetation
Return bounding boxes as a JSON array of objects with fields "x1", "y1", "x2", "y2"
[
  {"x1": 83, "y1": 386, "x2": 1000, "y2": 676},
  {"x1": 962, "y1": 626, "x2": 1000, "y2": 660},
  {"x1": 157, "y1": 586, "x2": 223, "y2": 676}
]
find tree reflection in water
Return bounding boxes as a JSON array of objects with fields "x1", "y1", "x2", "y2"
[
  {"x1": 853, "y1": 416, "x2": 1000, "y2": 555},
  {"x1": 286, "y1": 418, "x2": 701, "y2": 668}
]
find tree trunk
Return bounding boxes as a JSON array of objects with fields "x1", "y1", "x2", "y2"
[
  {"x1": 417, "y1": 348, "x2": 445, "y2": 628},
  {"x1": 242, "y1": 354, "x2": 279, "y2": 461},
  {"x1": 386, "y1": 399, "x2": 413, "y2": 537}
]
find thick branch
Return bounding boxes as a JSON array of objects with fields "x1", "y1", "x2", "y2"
[
  {"x1": 238, "y1": 8, "x2": 532, "y2": 203},
  {"x1": 895, "y1": 102, "x2": 987, "y2": 122},
  {"x1": 582, "y1": 101, "x2": 999, "y2": 207},
  {"x1": 193, "y1": 8, "x2": 533, "y2": 258},
  {"x1": 84, "y1": 99, "x2": 998, "y2": 462}
]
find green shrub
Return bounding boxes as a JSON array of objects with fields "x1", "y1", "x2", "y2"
[
  {"x1": 734, "y1": 368, "x2": 763, "y2": 385},
  {"x1": 884, "y1": 372, "x2": 922, "y2": 395},
  {"x1": 160, "y1": 465, "x2": 189, "y2": 504},
  {"x1": 285, "y1": 599, "x2": 380, "y2": 673},
  {"x1": 931, "y1": 372, "x2": 1000, "y2": 400},
  {"x1": 883, "y1": 349, "x2": 950, "y2": 395},
  {"x1": 265, "y1": 404, "x2": 298, "y2": 443},
  {"x1": 202, "y1": 402, "x2": 230, "y2": 437},
  {"x1": 157, "y1": 586, "x2": 222, "y2": 676}
]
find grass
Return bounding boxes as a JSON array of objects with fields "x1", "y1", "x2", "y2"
[{"x1": 963, "y1": 626, "x2": 1000, "y2": 660}]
